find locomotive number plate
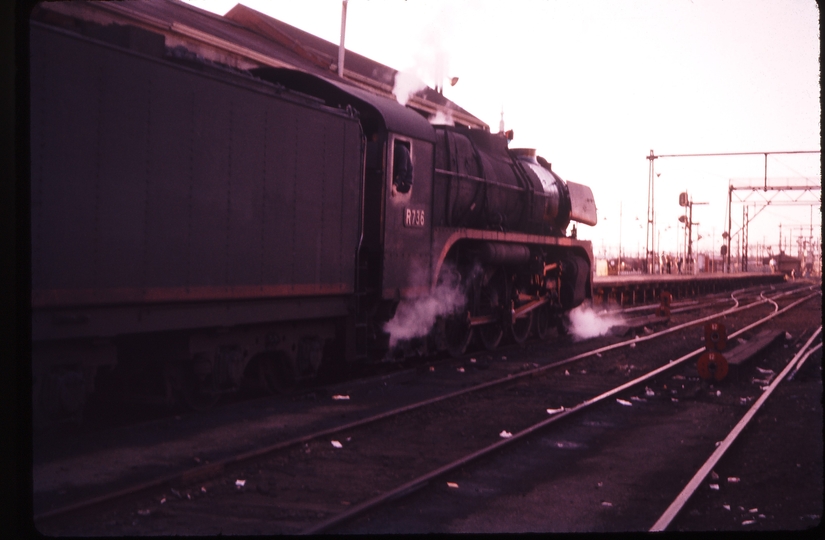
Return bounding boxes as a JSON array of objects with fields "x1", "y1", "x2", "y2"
[{"x1": 404, "y1": 208, "x2": 425, "y2": 228}]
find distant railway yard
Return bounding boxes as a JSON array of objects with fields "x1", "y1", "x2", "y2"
[{"x1": 33, "y1": 278, "x2": 822, "y2": 534}]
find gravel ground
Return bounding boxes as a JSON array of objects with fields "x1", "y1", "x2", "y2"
[
  {"x1": 337, "y1": 291, "x2": 822, "y2": 533},
  {"x1": 31, "y1": 286, "x2": 822, "y2": 535}
]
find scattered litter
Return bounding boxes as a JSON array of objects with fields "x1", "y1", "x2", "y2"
[
  {"x1": 331, "y1": 440, "x2": 343, "y2": 448},
  {"x1": 200, "y1": 487, "x2": 207, "y2": 494},
  {"x1": 738, "y1": 338, "x2": 748, "y2": 344},
  {"x1": 727, "y1": 477, "x2": 740, "y2": 483},
  {"x1": 751, "y1": 378, "x2": 770, "y2": 386},
  {"x1": 137, "y1": 509, "x2": 151, "y2": 516},
  {"x1": 716, "y1": 390, "x2": 722, "y2": 397},
  {"x1": 580, "y1": 370, "x2": 587, "y2": 375},
  {"x1": 429, "y1": 366, "x2": 435, "y2": 372},
  {"x1": 596, "y1": 353, "x2": 602, "y2": 357},
  {"x1": 332, "y1": 395, "x2": 350, "y2": 400},
  {"x1": 643, "y1": 326, "x2": 654, "y2": 335},
  {"x1": 758, "y1": 514, "x2": 765, "y2": 519},
  {"x1": 723, "y1": 504, "x2": 730, "y2": 511},
  {"x1": 671, "y1": 398, "x2": 679, "y2": 402},
  {"x1": 235, "y1": 479, "x2": 246, "y2": 488},
  {"x1": 755, "y1": 367, "x2": 774, "y2": 376},
  {"x1": 672, "y1": 374, "x2": 685, "y2": 380},
  {"x1": 630, "y1": 396, "x2": 647, "y2": 402},
  {"x1": 160, "y1": 497, "x2": 167, "y2": 504},
  {"x1": 645, "y1": 387, "x2": 655, "y2": 397},
  {"x1": 616, "y1": 399, "x2": 633, "y2": 407},
  {"x1": 709, "y1": 484, "x2": 720, "y2": 490},
  {"x1": 739, "y1": 397, "x2": 754, "y2": 405},
  {"x1": 457, "y1": 367, "x2": 465, "y2": 373},
  {"x1": 470, "y1": 358, "x2": 477, "y2": 363},
  {"x1": 546, "y1": 407, "x2": 564, "y2": 415},
  {"x1": 565, "y1": 370, "x2": 570, "y2": 376},
  {"x1": 597, "y1": 482, "x2": 604, "y2": 488},
  {"x1": 715, "y1": 441, "x2": 722, "y2": 447},
  {"x1": 554, "y1": 440, "x2": 581, "y2": 449},
  {"x1": 629, "y1": 343, "x2": 636, "y2": 348},
  {"x1": 499, "y1": 430, "x2": 513, "y2": 438},
  {"x1": 447, "y1": 482, "x2": 459, "y2": 489},
  {"x1": 742, "y1": 520, "x2": 756, "y2": 526},
  {"x1": 346, "y1": 437, "x2": 351, "y2": 441},
  {"x1": 601, "y1": 501, "x2": 613, "y2": 507},
  {"x1": 785, "y1": 332, "x2": 792, "y2": 339},
  {"x1": 739, "y1": 506, "x2": 745, "y2": 511},
  {"x1": 186, "y1": 493, "x2": 192, "y2": 500},
  {"x1": 711, "y1": 471, "x2": 719, "y2": 480},
  {"x1": 749, "y1": 508, "x2": 758, "y2": 513}
]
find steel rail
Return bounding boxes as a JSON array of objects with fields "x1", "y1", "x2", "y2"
[
  {"x1": 33, "y1": 284, "x2": 812, "y2": 523},
  {"x1": 609, "y1": 282, "x2": 790, "y2": 316},
  {"x1": 650, "y1": 323, "x2": 823, "y2": 532},
  {"x1": 301, "y1": 288, "x2": 820, "y2": 534},
  {"x1": 787, "y1": 341, "x2": 823, "y2": 381}
]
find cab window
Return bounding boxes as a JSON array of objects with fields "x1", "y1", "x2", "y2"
[{"x1": 392, "y1": 140, "x2": 413, "y2": 194}]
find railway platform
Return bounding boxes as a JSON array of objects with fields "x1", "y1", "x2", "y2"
[{"x1": 591, "y1": 272, "x2": 788, "y2": 307}]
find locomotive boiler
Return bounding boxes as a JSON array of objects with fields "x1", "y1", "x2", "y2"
[{"x1": 29, "y1": 13, "x2": 597, "y2": 421}]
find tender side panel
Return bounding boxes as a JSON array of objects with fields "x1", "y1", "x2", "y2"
[
  {"x1": 144, "y1": 64, "x2": 193, "y2": 288},
  {"x1": 30, "y1": 25, "x2": 361, "y2": 323}
]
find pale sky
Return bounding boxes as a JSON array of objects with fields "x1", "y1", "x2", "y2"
[{"x1": 183, "y1": 0, "x2": 820, "y2": 260}]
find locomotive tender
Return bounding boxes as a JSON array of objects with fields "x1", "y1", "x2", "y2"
[{"x1": 30, "y1": 18, "x2": 597, "y2": 418}]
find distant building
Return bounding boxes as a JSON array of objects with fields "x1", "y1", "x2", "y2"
[{"x1": 33, "y1": 0, "x2": 488, "y2": 130}]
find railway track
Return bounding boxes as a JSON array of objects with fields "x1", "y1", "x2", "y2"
[
  {"x1": 33, "y1": 282, "x2": 820, "y2": 534},
  {"x1": 650, "y1": 325, "x2": 822, "y2": 531}
]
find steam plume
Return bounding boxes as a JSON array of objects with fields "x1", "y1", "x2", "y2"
[
  {"x1": 392, "y1": 71, "x2": 427, "y2": 106},
  {"x1": 391, "y1": 4, "x2": 455, "y2": 106},
  {"x1": 429, "y1": 109, "x2": 455, "y2": 125},
  {"x1": 566, "y1": 304, "x2": 626, "y2": 341},
  {"x1": 384, "y1": 267, "x2": 466, "y2": 348}
]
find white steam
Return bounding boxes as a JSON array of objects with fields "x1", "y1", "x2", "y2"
[
  {"x1": 393, "y1": 71, "x2": 427, "y2": 106},
  {"x1": 429, "y1": 109, "x2": 455, "y2": 125},
  {"x1": 566, "y1": 305, "x2": 625, "y2": 341},
  {"x1": 391, "y1": 4, "x2": 456, "y2": 106},
  {"x1": 384, "y1": 270, "x2": 466, "y2": 348}
]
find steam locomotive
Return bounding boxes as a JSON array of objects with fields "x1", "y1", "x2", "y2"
[{"x1": 30, "y1": 18, "x2": 597, "y2": 419}]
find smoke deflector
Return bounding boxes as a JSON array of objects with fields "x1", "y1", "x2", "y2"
[{"x1": 566, "y1": 182, "x2": 598, "y2": 226}]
